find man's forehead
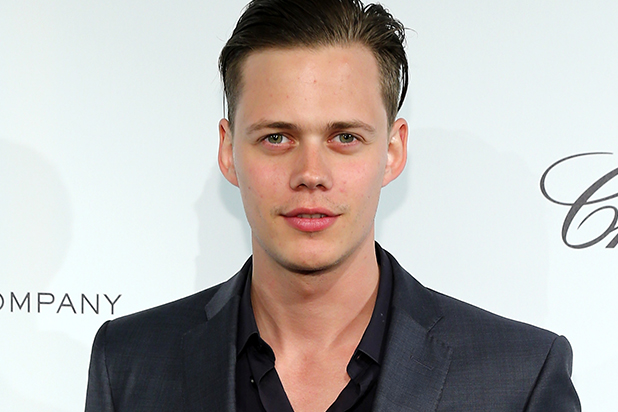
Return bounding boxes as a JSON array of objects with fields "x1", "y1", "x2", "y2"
[
  {"x1": 235, "y1": 44, "x2": 381, "y2": 102},
  {"x1": 233, "y1": 44, "x2": 386, "y2": 130}
]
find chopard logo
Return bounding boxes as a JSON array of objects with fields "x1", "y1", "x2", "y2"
[
  {"x1": 540, "y1": 152, "x2": 618, "y2": 249},
  {"x1": 0, "y1": 292, "x2": 122, "y2": 314}
]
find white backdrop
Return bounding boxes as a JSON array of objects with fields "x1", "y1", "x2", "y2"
[{"x1": 1, "y1": 1, "x2": 616, "y2": 410}]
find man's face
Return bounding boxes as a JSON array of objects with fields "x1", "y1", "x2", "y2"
[{"x1": 219, "y1": 45, "x2": 407, "y2": 273}]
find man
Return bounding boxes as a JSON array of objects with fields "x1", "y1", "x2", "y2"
[{"x1": 85, "y1": 0, "x2": 580, "y2": 411}]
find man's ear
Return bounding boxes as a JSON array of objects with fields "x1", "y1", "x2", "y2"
[
  {"x1": 218, "y1": 119, "x2": 239, "y2": 187},
  {"x1": 382, "y1": 118, "x2": 408, "y2": 187}
]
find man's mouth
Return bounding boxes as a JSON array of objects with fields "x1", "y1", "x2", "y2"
[
  {"x1": 283, "y1": 208, "x2": 336, "y2": 218},
  {"x1": 282, "y1": 208, "x2": 338, "y2": 232}
]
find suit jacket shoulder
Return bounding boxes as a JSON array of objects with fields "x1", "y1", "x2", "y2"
[
  {"x1": 377, "y1": 246, "x2": 580, "y2": 411},
  {"x1": 431, "y1": 289, "x2": 572, "y2": 408},
  {"x1": 106, "y1": 283, "x2": 220, "y2": 341},
  {"x1": 85, "y1": 260, "x2": 249, "y2": 412}
]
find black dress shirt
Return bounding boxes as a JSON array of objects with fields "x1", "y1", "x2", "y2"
[{"x1": 235, "y1": 251, "x2": 393, "y2": 412}]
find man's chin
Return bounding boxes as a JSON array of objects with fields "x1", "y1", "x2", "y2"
[
  {"x1": 280, "y1": 261, "x2": 335, "y2": 276},
  {"x1": 271, "y1": 249, "x2": 349, "y2": 276},
  {"x1": 255, "y1": 233, "x2": 369, "y2": 276}
]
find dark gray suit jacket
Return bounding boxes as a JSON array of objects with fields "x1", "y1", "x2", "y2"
[{"x1": 85, "y1": 247, "x2": 580, "y2": 411}]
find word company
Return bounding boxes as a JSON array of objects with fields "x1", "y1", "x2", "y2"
[{"x1": 0, "y1": 292, "x2": 122, "y2": 315}]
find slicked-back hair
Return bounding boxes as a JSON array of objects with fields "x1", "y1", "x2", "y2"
[{"x1": 219, "y1": 0, "x2": 408, "y2": 129}]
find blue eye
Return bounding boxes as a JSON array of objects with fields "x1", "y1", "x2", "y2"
[{"x1": 336, "y1": 133, "x2": 356, "y2": 143}]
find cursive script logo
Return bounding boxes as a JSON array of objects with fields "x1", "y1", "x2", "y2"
[{"x1": 540, "y1": 152, "x2": 618, "y2": 249}]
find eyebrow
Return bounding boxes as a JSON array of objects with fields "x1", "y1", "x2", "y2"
[
  {"x1": 245, "y1": 119, "x2": 376, "y2": 135},
  {"x1": 246, "y1": 121, "x2": 300, "y2": 135},
  {"x1": 326, "y1": 120, "x2": 376, "y2": 134}
]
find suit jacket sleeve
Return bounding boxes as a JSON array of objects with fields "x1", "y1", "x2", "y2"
[
  {"x1": 85, "y1": 321, "x2": 115, "y2": 412},
  {"x1": 524, "y1": 335, "x2": 581, "y2": 411}
]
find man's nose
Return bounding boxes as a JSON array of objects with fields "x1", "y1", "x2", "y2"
[{"x1": 289, "y1": 142, "x2": 333, "y2": 190}]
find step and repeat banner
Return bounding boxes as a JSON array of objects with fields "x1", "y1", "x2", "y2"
[{"x1": 1, "y1": 1, "x2": 615, "y2": 410}]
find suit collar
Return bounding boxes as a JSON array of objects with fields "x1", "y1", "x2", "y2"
[
  {"x1": 204, "y1": 257, "x2": 252, "y2": 320},
  {"x1": 182, "y1": 257, "x2": 252, "y2": 412},
  {"x1": 373, "y1": 245, "x2": 452, "y2": 412},
  {"x1": 380, "y1": 246, "x2": 443, "y2": 331}
]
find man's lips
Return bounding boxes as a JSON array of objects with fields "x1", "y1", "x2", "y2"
[
  {"x1": 296, "y1": 213, "x2": 328, "y2": 218},
  {"x1": 282, "y1": 208, "x2": 339, "y2": 232},
  {"x1": 282, "y1": 208, "x2": 337, "y2": 218}
]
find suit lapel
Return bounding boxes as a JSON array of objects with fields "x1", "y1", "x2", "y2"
[
  {"x1": 373, "y1": 308, "x2": 452, "y2": 412},
  {"x1": 373, "y1": 247, "x2": 452, "y2": 412},
  {"x1": 182, "y1": 260, "x2": 250, "y2": 412}
]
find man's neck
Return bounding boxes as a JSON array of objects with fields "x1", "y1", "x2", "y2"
[{"x1": 250, "y1": 237, "x2": 380, "y2": 356}]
